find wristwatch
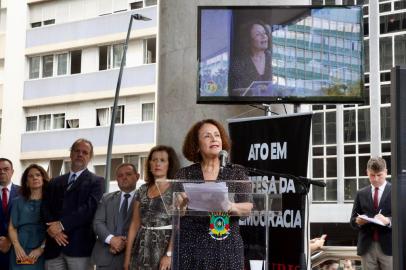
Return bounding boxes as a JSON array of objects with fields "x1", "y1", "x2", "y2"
[{"x1": 166, "y1": 251, "x2": 172, "y2": 257}]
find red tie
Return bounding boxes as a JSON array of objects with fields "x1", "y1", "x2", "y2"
[
  {"x1": 2, "y1": 187, "x2": 8, "y2": 215},
  {"x1": 373, "y1": 187, "x2": 379, "y2": 241}
]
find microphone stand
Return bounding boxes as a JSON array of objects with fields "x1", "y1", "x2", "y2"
[
  {"x1": 229, "y1": 163, "x2": 326, "y2": 194},
  {"x1": 229, "y1": 163, "x2": 325, "y2": 270},
  {"x1": 104, "y1": 14, "x2": 151, "y2": 193}
]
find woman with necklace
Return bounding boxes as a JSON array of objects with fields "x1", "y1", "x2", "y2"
[
  {"x1": 124, "y1": 145, "x2": 180, "y2": 270},
  {"x1": 174, "y1": 119, "x2": 253, "y2": 270},
  {"x1": 9, "y1": 164, "x2": 49, "y2": 269}
]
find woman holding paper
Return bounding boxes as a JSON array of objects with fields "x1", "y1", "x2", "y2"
[
  {"x1": 175, "y1": 119, "x2": 253, "y2": 270},
  {"x1": 124, "y1": 145, "x2": 180, "y2": 270}
]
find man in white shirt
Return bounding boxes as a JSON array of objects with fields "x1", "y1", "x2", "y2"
[{"x1": 92, "y1": 163, "x2": 140, "y2": 270}]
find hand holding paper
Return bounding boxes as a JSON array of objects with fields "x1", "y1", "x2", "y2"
[
  {"x1": 357, "y1": 214, "x2": 385, "y2": 226},
  {"x1": 183, "y1": 182, "x2": 230, "y2": 212}
]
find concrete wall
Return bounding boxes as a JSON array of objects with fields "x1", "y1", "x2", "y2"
[{"x1": 157, "y1": 0, "x2": 310, "y2": 165}]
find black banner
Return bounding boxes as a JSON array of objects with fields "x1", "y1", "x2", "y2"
[{"x1": 228, "y1": 114, "x2": 312, "y2": 270}]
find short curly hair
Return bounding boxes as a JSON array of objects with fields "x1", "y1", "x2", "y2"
[{"x1": 182, "y1": 119, "x2": 231, "y2": 163}]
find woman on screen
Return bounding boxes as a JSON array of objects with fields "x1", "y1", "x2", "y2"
[
  {"x1": 229, "y1": 20, "x2": 272, "y2": 96},
  {"x1": 123, "y1": 145, "x2": 180, "y2": 270},
  {"x1": 174, "y1": 119, "x2": 253, "y2": 270}
]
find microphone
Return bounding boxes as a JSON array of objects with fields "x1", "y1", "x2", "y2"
[
  {"x1": 218, "y1": 150, "x2": 229, "y2": 171},
  {"x1": 298, "y1": 176, "x2": 326, "y2": 187},
  {"x1": 132, "y1": 14, "x2": 152, "y2": 21}
]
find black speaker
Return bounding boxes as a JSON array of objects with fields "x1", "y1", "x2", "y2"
[{"x1": 390, "y1": 65, "x2": 406, "y2": 270}]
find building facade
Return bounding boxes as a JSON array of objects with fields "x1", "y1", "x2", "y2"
[
  {"x1": 0, "y1": 0, "x2": 158, "y2": 187},
  {"x1": 309, "y1": 0, "x2": 406, "y2": 244},
  {"x1": 0, "y1": 0, "x2": 403, "y2": 245}
]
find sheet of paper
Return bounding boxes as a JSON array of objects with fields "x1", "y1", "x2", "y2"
[
  {"x1": 357, "y1": 214, "x2": 385, "y2": 226},
  {"x1": 183, "y1": 182, "x2": 230, "y2": 212}
]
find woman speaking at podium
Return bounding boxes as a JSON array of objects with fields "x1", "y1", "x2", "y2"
[{"x1": 175, "y1": 119, "x2": 253, "y2": 270}]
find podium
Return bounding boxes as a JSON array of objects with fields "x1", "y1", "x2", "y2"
[{"x1": 156, "y1": 179, "x2": 282, "y2": 270}]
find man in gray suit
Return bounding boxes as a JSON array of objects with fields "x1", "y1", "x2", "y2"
[{"x1": 91, "y1": 163, "x2": 140, "y2": 270}]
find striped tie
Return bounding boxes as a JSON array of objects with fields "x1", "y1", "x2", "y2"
[{"x1": 67, "y1": 173, "x2": 77, "y2": 190}]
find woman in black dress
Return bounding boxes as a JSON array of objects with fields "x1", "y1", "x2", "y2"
[
  {"x1": 175, "y1": 119, "x2": 253, "y2": 270},
  {"x1": 229, "y1": 20, "x2": 272, "y2": 96}
]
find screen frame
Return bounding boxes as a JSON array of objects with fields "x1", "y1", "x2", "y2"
[{"x1": 196, "y1": 5, "x2": 365, "y2": 105}]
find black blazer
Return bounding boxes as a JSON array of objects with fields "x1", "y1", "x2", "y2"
[
  {"x1": 350, "y1": 182, "x2": 392, "y2": 256},
  {"x1": 41, "y1": 169, "x2": 104, "y2": 259}
]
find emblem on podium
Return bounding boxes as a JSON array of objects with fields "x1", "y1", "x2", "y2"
[{"x1": 209, "y1": 212, "x2": 230, "y2": 240}]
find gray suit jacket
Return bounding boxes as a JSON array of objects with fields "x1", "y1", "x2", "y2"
[{"x1": 91, "y1": 190, "x2": 135, "y2": 268}]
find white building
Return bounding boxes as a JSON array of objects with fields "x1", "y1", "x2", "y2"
[
  {"x1": 0, "y1": 0, "x2": 158, "y2": 187},
  {"x1": 0, "y1": 0, "x2": 404, "y2": 245}
]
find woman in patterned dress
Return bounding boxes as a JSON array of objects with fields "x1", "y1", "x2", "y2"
[
  {"x1": 124, "y1": 145, "x2": 180, "y2": 270},
  {"x1": 174, "y1": 119, "x2": 253, "y2": 270},
  {"x1": 8, "y1": 164, "x2": 49, "y2": 270}
]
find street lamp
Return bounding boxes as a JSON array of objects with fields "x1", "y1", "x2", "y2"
[{"x1": 105, "y1": 13, "x2": 151, "y2": 192}]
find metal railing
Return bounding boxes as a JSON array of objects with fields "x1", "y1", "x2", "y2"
[{"x1": 311, "y1": 246, "x2": 361, "y2": 268}]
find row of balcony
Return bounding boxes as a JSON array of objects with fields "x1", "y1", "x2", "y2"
[
  {"x1": 23, "y1": 64, "x2": 156, "y2": 106},
  {"x1": 26, "y1": 6, "x2": 157, "y2": 54},
  {"x1": 20, "y1": 121, "x2": 154, "y2": 157}
]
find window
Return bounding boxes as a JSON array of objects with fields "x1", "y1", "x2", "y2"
[
  {"x1": 364, "y1": 41, "x2": 369, "y2": 73},
  {"x1": 43, "y1": 19, "x2": 55, "y2": 26},
  {"x1": 26, "y1": 114, "x2": 68, "y2": 131},
  {"x1": 57, "y1": 53, "x2": 68, "y2": 75},
  {"x1": 42, "y1": 55, "x2": 54, "y2": 77},
  {"x1": 66, "y1": 119, "x2": 79, "y2": 129},
  {"x1": 30, "y1": 19, "x2": 55, "y2": 29},
  {"x1": 381, "y1": 106, "x2": 391, "y2": 141},
  {"x1": 38, "y1": 114, "x2": 51, "y2": 131},
  {"x1": 99, "y1": 44, "x2": 124, "y2": 70},
  {"x1": 145, "y1": 0, "x2": 157, "y2": 6},
  {"x1": 379, "y1": 37, "x2": 392, "y2": 70},
  {"x1": 26, "y1": 116, "x2": 38, "y2": 131},
  {"x1": 142, "y1": 103, "x2": 154, "y2": 121},
  {"x1": 124, "y1": 155, "x2": 139, "y2": 171},
  {"x1": 96, "y1": 106, "x2": 124, "y2": 126},
  {"x1": 395, "y1": 35, "x2": 406, "y2": 66},
  {"x1": 381, "y1": 84, "x2": 390, "y2": 104},
  {"x1": 113, "y1": 105, "x2": 125, "y2": 124},
  {"x1": 49, "y1": 160, "x2": 63, "y2": 178},
  {"x1": 130, "y1": 1, "x2": 143, "y2": 9},
  {"x1": 143, "y1": 38, "x2": 156, "y2": 64},
  {"x1": 70, "y1": 50, "x2": 82, "y2": 74},
  {"x1": 95, "y1": 158, "x2": 122, "y2": 181},
  {"x1": 29, "y1": 57, "x2": 40, "y2": 79},
  {"x1": 96, "y1": 108, "x2": 109, "y2": 126},
  {"x1": 380, "y1": 13, "x2": 406, "y2": 34},
  {"x1": 31, "y1": 22, "x2": 42, "y2": 28},
  {"x1": 53, "y1": 113, "x2": 65, "y2": 129},
  {"x1": 139, "y1": 156, "x2": 148, "y2": 179},
  {"x1": 29, "y1": 50, "x2": 82, "y2": 79}
]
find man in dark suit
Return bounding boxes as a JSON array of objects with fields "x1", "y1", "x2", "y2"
[
  {"x1": 350, "y1": 157, "x2": 392, "y2": 270},
  {"x1": 42, "y1": 138, "x2": 105, "y2": 270},
  {"x1": 91, "y1": 163, "x2": 139, "y2": 270},
  {"x1": 0, "y1": 158, "x2": 19, "y2": 269}
]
